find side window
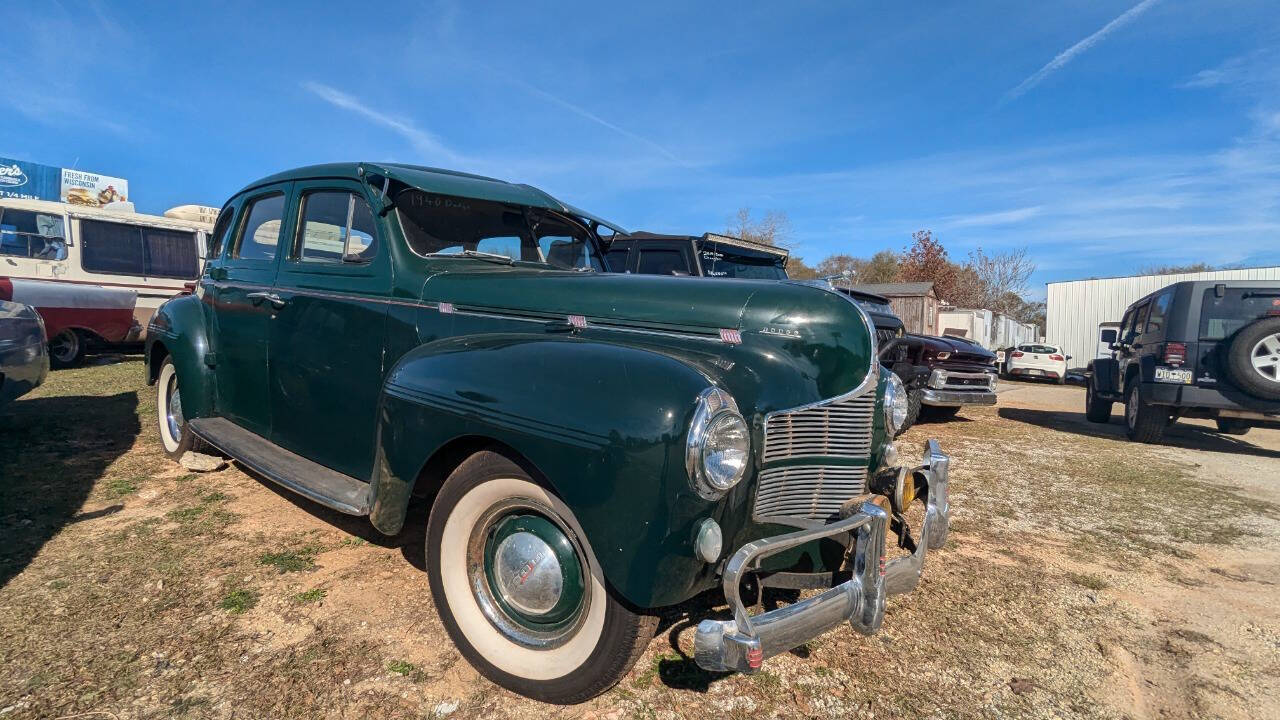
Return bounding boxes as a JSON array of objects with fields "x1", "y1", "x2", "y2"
[
  {"x1": 295, "y1": 191, "x2": 380, "y2": 263},
  {"x1": 0, "y1": 208, "x2": 67, "y2": 259},
  {"x1": 1130, "y1": 303, "x2": 1150, "y2": 339},
  {"x1": 1100, "y1": 328, "x2": 1118, "y2": 344},
  {"x1": 636, "y1": 249, "x2": 690, "y2": 276},
  {"x1": 605, "y1": 247, "x2": 629, "y2": 272},
  {"x1": 234, "y1": 193, "x2": 285, "y2": 262},
  {"x1": 142, "y1": 227, "x2": 199, "y2": 279},
  {"x1": 80, "y1": 219, "x2": 145, "y2": 275},
  {"x1": 1145, "y1": 290, "x2": 1173, "y2": 334},
  {"x1": 208, "y1": 208, "x2": 235, "y2": 259}
]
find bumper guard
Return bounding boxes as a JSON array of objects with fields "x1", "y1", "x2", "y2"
[{"x1": 693, "y1": 440, "x2": 951, "y2": 673}]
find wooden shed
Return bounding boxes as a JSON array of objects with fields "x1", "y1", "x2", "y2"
[{"x1": 850, "y1": 282, "x2": 939, "y2": 335}]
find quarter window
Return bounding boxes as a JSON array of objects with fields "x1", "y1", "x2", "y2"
[
  {"x1": 234, "y1": 193, "x2": 285, "y2": 262},
  {"x1": 295, "y1": 191, "x2": 379, "y2": 263},
  {"x1": 1146, "y1": 289, "x2": 1173, "y2": 334},
  {"x1": 208, "y1": 208, "x2": 235, "y2": 259}
]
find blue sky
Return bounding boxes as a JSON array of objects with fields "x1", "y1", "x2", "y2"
[{"x1": 3, "y1": 0, "x2": 1278, "y2": 297}]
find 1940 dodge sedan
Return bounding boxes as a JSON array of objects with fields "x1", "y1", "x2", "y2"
[{"x1": 145, "y1": 163, "x2": 952, "y2": 703}]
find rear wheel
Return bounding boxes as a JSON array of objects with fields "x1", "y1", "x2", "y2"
[
  {"x1": 1215, "y1": 419, "x2": 1252, "y2": 436},
  {"x1": 48, "y1": 329, "x2": 86, "y2": 369},
  {"x1": 1084, "y1": 375, "x2": 1113, "y2": 423},
  {"x1": 1125, "y1": 383, "x2": 1169, "y2": 443},
  {"x1": 426, "y1": 451, "x2": 656, "y2": 704}
]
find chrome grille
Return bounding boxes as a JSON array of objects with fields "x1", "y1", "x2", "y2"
[
  {"x1": 755, "y1": 390, "x2": 877, "y2": 523},
  {"x1": 762, "y1": 391, "x2": 876, "y2": 462},
  {"x1": 753, "y1": 465, "x2": 869, "y2": 522}
]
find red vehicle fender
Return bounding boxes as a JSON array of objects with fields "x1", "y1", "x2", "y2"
[{"x1": 0, "y1": 276, "x2": 137, "y2": 343}]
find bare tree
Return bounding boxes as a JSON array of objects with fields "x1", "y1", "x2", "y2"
[
  {"x1": 786, "y1": 255, "x2": 819, "y2": 280},
  {"x1": 726, "y1": 208, "x2": 791, "y2": 247},
  {"x1": 1138, "y1": 262, "x2": 1214, "y2": 276},
  {"x1": 966, "y1": 247, "x2": 1035, "y2": 311}
]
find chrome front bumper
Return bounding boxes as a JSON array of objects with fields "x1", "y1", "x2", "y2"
[
  {"x1": 921, "y1": 388, "x2": 997, "y2": 406},
  {"x1": 694, "y1": 441, "x2": 951, "y2": 673}
]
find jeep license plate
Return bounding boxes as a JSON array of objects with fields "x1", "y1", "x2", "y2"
[{"x1": 1155, "y1": 367, "x2": 1193, "y2": 384}]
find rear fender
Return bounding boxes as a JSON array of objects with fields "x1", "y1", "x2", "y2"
[
  {"x1": 368, "y1": 333, "x2": 725, "y2": 608},
  {"x1": 1091, "y1": 358, "x2": 1120, "y2": 396},
  {"x1": 145, "y1": 293, "x2": 215, "y2": 419}
]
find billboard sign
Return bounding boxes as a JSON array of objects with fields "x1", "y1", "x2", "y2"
[{"x1": 0, "y1": 156, "x2": 129, "y2": 207}]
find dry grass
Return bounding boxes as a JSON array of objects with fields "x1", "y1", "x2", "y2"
[{"x1": 1, "y1": 363, "x2": 1277, "y2": 719}]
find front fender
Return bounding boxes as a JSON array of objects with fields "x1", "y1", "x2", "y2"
[
  {"x1": 368, "y1": 333, "x2": 725, "y2": 608},
  {"x1": 146, "y1": 293, "x2": 215, "y2": 419}
]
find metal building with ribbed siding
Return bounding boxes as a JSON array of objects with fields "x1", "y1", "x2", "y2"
[{"x1": 1046, "y1": 266, "x2": 1280, "y2": 368}]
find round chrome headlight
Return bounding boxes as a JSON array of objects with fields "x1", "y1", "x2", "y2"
[
  {"x1": 686, "y1": 388, "x2": 751, "y2": 499},
  {"x1": 884, "y1": 371, "x2": 908, "y2": 436}
]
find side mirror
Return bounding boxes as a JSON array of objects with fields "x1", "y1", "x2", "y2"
[{"x1": 1066, "y1": 355, "x2": 1073, "y2": 361}]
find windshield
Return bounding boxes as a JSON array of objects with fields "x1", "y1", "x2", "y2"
[
  {"x1": 394, "y1": 189, "x2": 604, "y2": 271},
  {"x1": 849, "y1": 295, "x2": 893, "y2": 315},
  {"x1": 697, "y1": 241, "x2": 787, "y2": 280},
  {"x1": 1200, "y1": 287, "x2": 1280, "y2": 340}
]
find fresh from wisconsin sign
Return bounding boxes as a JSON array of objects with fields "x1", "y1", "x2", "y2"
[{"x1": 0, "y1": 156, "x2": 129, "y2": 207}]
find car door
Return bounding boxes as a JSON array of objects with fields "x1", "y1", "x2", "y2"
[
  {"x1": 209, "y1": 187, "x2": 289, "y2": 437},
  {"x1": 1117, "y1": 302, "x2": 1149, "y2": 392},
  {"x1": 267, "y1": 181, "x2": 391, "y2": 481}
]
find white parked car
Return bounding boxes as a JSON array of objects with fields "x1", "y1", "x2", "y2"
[{"x1": 1006, "y1": 343, "x2": 1070, "y2": 384}]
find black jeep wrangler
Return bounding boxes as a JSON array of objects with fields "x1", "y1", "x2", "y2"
[
  {"x1": 609, "y1": 232, "x2": 998, "y2": 434},
  {"x1": 1086, "y1": 280, "x2": 1280, "y2": 443}
]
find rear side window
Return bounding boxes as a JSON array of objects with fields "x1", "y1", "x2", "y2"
[
  {"x1": 605, "y1": 247, "x2": 629, "y2": 272},
  {"x1": 80, "y1": 219, "x2": 199, "y2": 278},
  {"x1": 1200, "y1": 287, "x2": 1280, "y2": 340},
  {"x1": 234, "y1": 193, "x2": 285, "y2": 261},
  {"x1": 1146, "y1": 289, "x2": 1173, "y2": 334},
  {"x1": 295, "y1": 191, "x2": 379, "y2": 263},
  {"x1": 636, "y1": 249, "x2": 689, "y2": 276}
]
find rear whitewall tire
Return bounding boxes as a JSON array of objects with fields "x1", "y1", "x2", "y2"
[{"x1": 427, "y1": 451, "x2": 656, "y2": 704}]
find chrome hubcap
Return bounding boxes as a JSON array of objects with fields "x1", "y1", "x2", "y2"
[
  {"x1": 466, "y1": 498, "x2": 588, "y2": 649},
  {"x1": 166, "y1": 375, "x2": 184, "y2": 443},
  {"x1": 492, "y1": 531, "x2": 562, "y2": 615},
  {"x1": 1250, "y1": 333, "x2": 1280, "y2": 383},
  {"x1": 50, "y1": 331, "x2": 77, "y2": 362}
]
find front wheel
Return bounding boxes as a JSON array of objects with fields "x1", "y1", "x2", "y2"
[
  {"x1": 1085, "y1": 375, "x2": 1113, "y2": 423},
  {"x1": 899, "y1": 388, "x2": 923, "y2": 435},
  {"x1": 156, "y1": 357, "x2": 200, "y2": 460},
  {"x1": 1125, "y1": 383, "x2": 1169, "y2": 443},
  {"x1": 427, "y1": 450, "x2": 656, "y2": 704}
]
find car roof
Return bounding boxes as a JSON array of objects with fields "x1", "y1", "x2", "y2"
[{"x1": 232, "y1": 162, "x2": 628, "y2": 234}]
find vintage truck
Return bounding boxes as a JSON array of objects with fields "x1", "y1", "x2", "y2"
[{"x1": 145, "y1": 163, "x2": 952, "y2": 703}]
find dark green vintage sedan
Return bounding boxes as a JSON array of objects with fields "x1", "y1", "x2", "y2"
[{"x1": 145, "y1": 163, "x2": 951, "y2": 704}]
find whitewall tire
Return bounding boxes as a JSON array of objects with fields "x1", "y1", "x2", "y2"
[
  {"x1": 156, "y1": 357, "x2": 198, "y2": 460},
  {"x1": 426, "y1": 450, "x2": 656, "y2": 704}
]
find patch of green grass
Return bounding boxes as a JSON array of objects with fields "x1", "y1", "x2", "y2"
[
  {"x1": 200, "y1": 490, "x2": 228, "y2": 503},
  {"x1": 167, "y1": 505, "x2": 207, "y2": 523},
  {"x1": 1065, "y1": 571, "x2": 1109, "y2": 591},
  {"x1": 258, "y1": 545, "x2": 320, "y2": 573},
  {"x1": 175, "y1": 473, "x2": 197, "y2": 483},
  {"x1": 106, "y1": 476, "x2": 140, "y2": 497},
  {"x1": 339, "y1": 537, "x2": 367, "y2": 547},
  {"x1": 48, "y1": 578, "x2": 70, "y2": 590},
  {"x1": 293, "y1": 588, "x2": 326, "y2": 604},
  {"x1": 386, "y1": 659, "x2": 426, "y2": 681},
  {"x1": 220, "y1": 588, "x2": 258, "y2": 614}
]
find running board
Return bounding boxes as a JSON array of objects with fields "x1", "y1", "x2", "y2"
[{"x1": 188, "y1": 417, "x2": 371, "y2": 515}]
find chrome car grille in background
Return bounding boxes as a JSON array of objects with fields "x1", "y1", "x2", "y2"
[{"x1": 756, "y1": 391, "x2": 877, "y2": 523}]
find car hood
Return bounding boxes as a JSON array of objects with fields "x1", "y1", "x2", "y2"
[
  {"x1": 909, "y1": 333, "x2": 996, "y2": 359},
  {"x1": 421, "y1": 268, "x2": 876, "y2": 406}
]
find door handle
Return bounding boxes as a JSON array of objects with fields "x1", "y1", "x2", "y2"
[{"x1": 247, "y1": 291, "x2": 287, "y2": 309}]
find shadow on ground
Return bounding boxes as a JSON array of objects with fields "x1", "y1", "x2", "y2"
[
  {"x1": 0, "y1": 392, "x2": 140, "y2": 586},
  {"x1": 999, "y1": 407, "x2": 1280, "y2": 459}
]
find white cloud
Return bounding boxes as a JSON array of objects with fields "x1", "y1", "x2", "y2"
[
  {"x1": 301, "y1": 81, "x2": 467, "y2": 166},
  {"x1": 946, "y1": 206, "x2": 1043, "y2": 227},
  {"x1": 1001, "y1": 0, "x2": 1162, "y2": 105}
]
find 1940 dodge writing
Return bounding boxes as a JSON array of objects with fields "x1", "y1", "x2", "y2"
[{"x1": 145, "y1": 163, "x2": 952, "y2": 704}]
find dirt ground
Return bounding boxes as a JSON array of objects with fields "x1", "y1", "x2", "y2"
[{"x1": 1, "y1": 360, "x2": 1277, "y2": 720}]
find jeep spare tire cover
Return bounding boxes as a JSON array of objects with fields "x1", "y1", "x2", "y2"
[{"x1": 1225, "y1": 316, "x2": 1280, "y2": 401}]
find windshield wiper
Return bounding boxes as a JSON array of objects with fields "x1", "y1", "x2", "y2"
[{"x1": 427, "y1": 249, "x2": 515, "y2": 265}]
